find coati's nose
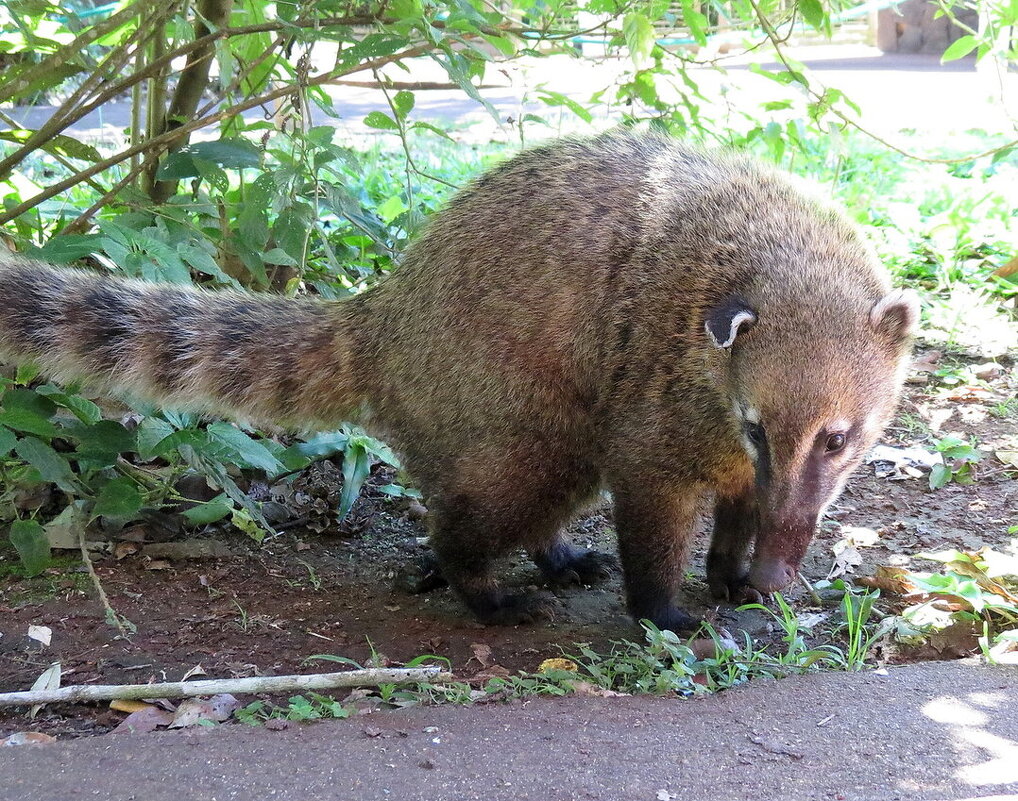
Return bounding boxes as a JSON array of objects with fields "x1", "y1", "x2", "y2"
[{"x1": 748, "y1": 560, "x2": 797, "y2": 594}]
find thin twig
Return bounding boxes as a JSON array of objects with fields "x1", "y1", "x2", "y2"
[
  {"x1": 78, "y1": 519, "x2": 130, "y2": 638},
  {"x1": 797, "y1": 572, "x2": 823, "y2": 606},
  {"x1": 0, "y1": 667, "x2": 453, "y2": 707}
]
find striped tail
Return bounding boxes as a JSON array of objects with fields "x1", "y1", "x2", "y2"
[{"x1": 0, "y1": 255, "x2": 370, "y2": 428}]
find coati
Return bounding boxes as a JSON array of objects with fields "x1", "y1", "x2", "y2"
[{"x1": 0, "y1": 132, "x2": 918, "y2": 632}]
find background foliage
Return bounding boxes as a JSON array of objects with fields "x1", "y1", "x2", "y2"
[{"x1": 0, "y1": 0, "x2": 1015, "y2": 576}]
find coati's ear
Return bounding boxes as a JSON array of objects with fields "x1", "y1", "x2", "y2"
[
  {"x1": 870, "y1": 289, "x2": 920, "y2": 346},
  {"x1": 705, "y1": 297, "x2": 757, "y2": 349}
]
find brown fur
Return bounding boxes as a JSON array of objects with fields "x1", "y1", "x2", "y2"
[{"x1": 0, "y1": 133, "x2": 918, "y2": 630}]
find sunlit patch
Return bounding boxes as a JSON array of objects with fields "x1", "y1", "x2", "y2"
[{"x1": 923, "y1": 694, "x2": 1018, "y2": 788}]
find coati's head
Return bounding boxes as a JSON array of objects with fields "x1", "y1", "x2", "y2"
[{"x1": 705, "y1": 284, "x2": 920, "y2": 594}]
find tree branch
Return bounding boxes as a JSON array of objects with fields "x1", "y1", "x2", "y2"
[{"x1": 0, "y1": 667, "x2": 453, "y2": 707}]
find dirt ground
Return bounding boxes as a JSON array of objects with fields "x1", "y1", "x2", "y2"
[{"x1": 0, "y1": 347, "x2": 1015, "y2": 738}]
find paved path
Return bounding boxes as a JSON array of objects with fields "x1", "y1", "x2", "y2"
[{"x1": 2, "y1": 661, "x2": 1017, "y2": 800}]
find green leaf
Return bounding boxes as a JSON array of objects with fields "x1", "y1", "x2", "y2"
[
  {"x1": 207, "y1": 423, "x2": 285, "y2": 475},
  {"x1": 93, "y1": 477, "x2": 143, "y2": 519},
  {"x1": 679, "y1": 0, "x2": 709, "y2": 46},
  {"x1": 393, "y1": 90, "x2": 415, "y2": 120},
  {"x1": 0, "y1": 426, "x2": 16, "y2": 456},
  {"x1": 135, "y1": 416, "x2": 177, "y2": 460},
  {"x1": 182, "y1": 493, "x2": 234, "y2": 525},
  {"x1": 339, "y1": 439, "x2": 372, "y2": 519},
  {"x1": 3, "y1": 388, "x2": 57, "y2": 418},
  {"x1": 929, "y1": 463, "x2": 952, "y2": 490},
  {"x1": 156, "y1": 138, "x2": 261, "y2": 179},
  {"x1": 797, "y1": 0, "x2": 826, "y2": 31},
  {"x1": 0, "y1": 408, "x2": 59, "y2": 438},
  {"x1": 410, "y1": 121, "x2": 455, "y2": 141},
  {"x1": 536, "y1": 90, "x2": 593, "y2": 124},
  {"x1": 942, "y1": 34, "x2": 978, "y2": 62},
  {"x1": 10, "y1": 519, "x2": 50, "y2": 577},
  {"x1": 0, "y1": 130, "x2": 100, "y2": 162},
  {"x1": 292, "y1": 430, "x2": 349, "y2": 460},
  {"x1": 14, "y1": 437, "x2": 79, "y2": 493},
  {"x1": 65, "y1": 420, "x2": 136, "y2": 457},
  {"x1": 377, "y1": 194, "x2": 407, "y2": 223},
  {"x1": 623, "y1": 13, "x2": 655, "y2": 65},
  {"x1": 363, "y1": 111, "x2": 400, "y2": 130},
  {"x1": 34, "y1": 386, "x2": 102, "y2": 425}
]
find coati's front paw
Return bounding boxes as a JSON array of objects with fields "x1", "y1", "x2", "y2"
[
  {"x1": 707, "y1": 555, "x2": 762, "y2": 604},
  {"x1": 474, "y1": 591, "x2": 558, "y2": 626},
  {"x1": 707, "y1": 569, "x2": 763, "y2": 605},
  {"x1": 534, "y1": 544, "x2": 619, "y2": 587}
]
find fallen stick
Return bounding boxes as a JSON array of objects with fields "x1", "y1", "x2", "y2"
[{"x1": 0, "y1": 667, "x2": 453, "y2": 708}]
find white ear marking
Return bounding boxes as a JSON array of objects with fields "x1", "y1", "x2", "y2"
[{"x1": 706, "y1": 310, "x2": 756, "y2": 349}]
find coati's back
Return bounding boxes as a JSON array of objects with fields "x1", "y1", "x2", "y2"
[{"x1": 360, "y1": 133, "x2": 888, "y2": 460}]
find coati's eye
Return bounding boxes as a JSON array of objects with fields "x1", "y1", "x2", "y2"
[
  {"x1": 746, "y1": 423, "x2": 766, "y2": 447},
  {"x1": 825, "y1": 433, "x2": 847, "y2": 453}
]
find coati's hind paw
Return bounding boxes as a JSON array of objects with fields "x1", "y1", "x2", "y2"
[
  {"x1": 473, "y1": 591, "x2": 558, "y2": 626},
  {"x1": 534, "y1": 544, "x2": 619, "y2": 587},
  {"x1": 393, "y1": 552, "x2": 449, "y2": 595}
]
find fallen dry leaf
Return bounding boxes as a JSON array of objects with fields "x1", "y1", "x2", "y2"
[
  {"x1": 537, "y1": 657, "x2": 577, "y2": 673},
  {"x1": 27, "y1": 625, "x2": 51, "y2": 647},
  {"x1": 995, "y1": 450, "x2": 1018, "y2": 470},
  {"x1": 144, "y1": 559, "x2": 172, "y2": 571},
  {"x1": 113, "y1": 706, "x2": 175, "y2": 734},
  {"x1": 114, "y1": 541, "x2": 141, "y2": 560},
  {"x1": 110, "y1": 699, "x2": 153, "y2": 714},
  {"x1": 1, "y1": 732, "x2": 57, "y2": 746},
  {"x1": 568, "y1": 680, "x2": 626, "y2": 697},
  {"x1": 29, "y1": 662, "x2": 61, "y2": 720},
  {"x1": 168, "y1": 694, "x2": 241, "y2": 728},
  {"x1": 468, "y1": 643, "x2": 494, "y2": 669},
  {"x1": 856, "y1": 566, "x2": 916, "y2": 596}
]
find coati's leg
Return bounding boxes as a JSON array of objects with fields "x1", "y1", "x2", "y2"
[
  {"x1": 530, "y1": 540, "x2": 618, "y2": 587},
  {"x1": 610, "y1": 480, "x2": 704, "y2": 633},
  {"x1": 428, "y1": 496, "x2": 558, "y2": 625},
  {"x1": 706, "y1": 491, "x2": 759, "y2": 602},
  {"x1": 426, "y1": 449, "x2": 601, "y2": 625}
]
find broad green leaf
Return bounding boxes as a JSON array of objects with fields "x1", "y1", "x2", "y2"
[
  {"x1": 135, "y1": 416, "x2": 177, "y2": 460},
  {"x1": 25, "y1": 235, "x2": 102, "y2": 264},
  {"x1": 377, "y1": 194, "x2": 407, "y2": 223},
  {"x1": 0, "y1": 426, "x2": 16, "y2": 456},
  {"x1": 0, "y1": 130, "x2": 100, "y2": 161},
  {"x1": 10, "y1": 519, "x2": 49, "y2": 576},
  {"x1": 929, "y1": 463, "x2": 952, "y2": 490},
  {"x1": 207, "y1": 423, "x2": 285, "y2": 475},
  {"x1": 34, "y1": 386, "x2": 102, "y2": 425},
  {"x1": 156, "y1": 139, "x2": 261, "y2": 179},
  {"x1": 393, "y1": 90, "x2": 415, "y2": 120},
  {"x1": 363, "y1": 111, "x2": 400, "y2": 130},
  {"x1": 942, "y1": 34, "x2": 978, "y2": 62},
  {"x1": 797, "y1": 0, "x2": 826, "y2": 31},
  {"x1": 0, "y1": 408, "x2": 59, "y2": 438},
  {"x1": 93, "y1": 477, "x2": 143, "y2": 519},
  {"x1": 339, "y1": 439, "x2": 371, "y2": 519},
  {"x1": 3, "y1": 388, "x2": 57, "y2": 418},
  {"x1": 14, "y1": 437, "x2": 78, "y2": 492},
  {"x1": 183, "y1": 493, "x2": 234, "y2": 525},
  {"x1": 623, "y1": 13, "x2": 655, "y2": 66},
  {"x1": 291, "y1": 430, "x2": 349, "y2": 460},
  {"x1": 65, "y1": 420, "x2": 136, "y2": 457}
]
